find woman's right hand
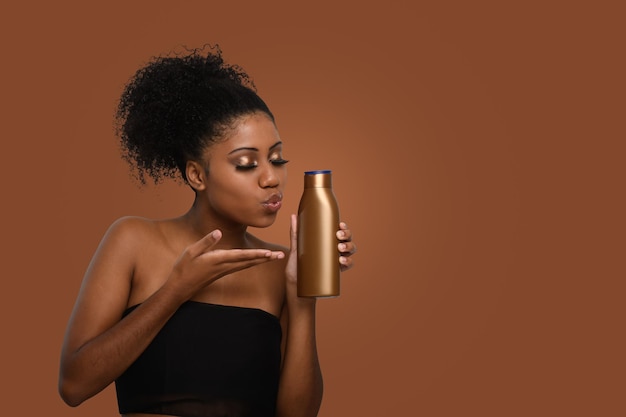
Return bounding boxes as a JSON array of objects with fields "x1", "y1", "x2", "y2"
[{"x1": 166, "y1": 229, "x2": 285, "y2": 300}]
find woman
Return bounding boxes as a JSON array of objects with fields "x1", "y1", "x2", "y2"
[{"x1": 58, "y1": 46, "x2": 356, "y2": 417}]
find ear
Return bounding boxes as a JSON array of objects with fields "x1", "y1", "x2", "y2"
[{"x1": 186, "y1": 160, "x2": 207, "y2": 191}]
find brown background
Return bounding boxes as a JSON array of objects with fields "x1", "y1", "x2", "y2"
[{"x1": 1, "y1": 1, "x2": 624, "y2": 416}]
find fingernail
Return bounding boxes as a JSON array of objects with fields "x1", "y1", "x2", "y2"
[
  {"x1": 339, "y1": 243, "x2": 346, "y2": 251},
  {"x1": 339, "y1": 256, "x2": 347, "y2": 264}
]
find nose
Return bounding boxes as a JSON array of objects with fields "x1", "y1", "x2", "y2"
[{"x1": 259, "y1": 164, "x2": 280, "y2": 188}]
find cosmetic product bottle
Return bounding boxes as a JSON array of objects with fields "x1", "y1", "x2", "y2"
[{"x1": 297, "y1": 170, "x2": 340, "y2": 297}]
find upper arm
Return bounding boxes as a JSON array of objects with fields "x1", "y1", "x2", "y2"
[
  {"x1": 60, "y1": 216, "x2": 145, "y2": 360},
  {"x1": 275, "y1": 244, "x2": 290, "y2": 367},
  {"x1": 279, "y1": 298, "x2": 289, "y2": 368}
]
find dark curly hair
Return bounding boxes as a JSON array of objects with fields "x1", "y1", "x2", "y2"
[{"x1": 115, "y1": 45, "x2": 274, "y2": 185}]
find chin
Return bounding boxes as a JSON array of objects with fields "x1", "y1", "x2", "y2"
[{"x1": 249, "y1": 214, "x2": 278, "y2": 229}]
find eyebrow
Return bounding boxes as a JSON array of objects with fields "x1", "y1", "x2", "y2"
[{"x1": 228, "y1": 141, "x2": 283, "y2": 155}]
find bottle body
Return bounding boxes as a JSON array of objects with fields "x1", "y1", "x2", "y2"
[{"x1": 297, "y1": 170, "x2": 340, "y2": 297}]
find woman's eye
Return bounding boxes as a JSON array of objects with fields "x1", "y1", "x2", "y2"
[
  {"x1": 235, "y1": 158, "x2": 288, "y2": 171},
  {"x1": 235, "y1": 164, "x2": 258, "y2": 171},
  {"x1": 271, "y1": 159, "x2": 289, "y2": 166}
]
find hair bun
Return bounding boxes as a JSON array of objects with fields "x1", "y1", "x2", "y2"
[{"x1": 115, "y1": 45, "x2": 273, "y2": 185}]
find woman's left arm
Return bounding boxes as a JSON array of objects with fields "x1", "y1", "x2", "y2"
[{"x1": 276, "y1": 215, "x2": 356, "y2": 417}]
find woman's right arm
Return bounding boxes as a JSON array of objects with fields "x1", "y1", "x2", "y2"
[
  {"x1": 58, "y1": 217, "x2": 182, "y2": 406},
  {"x1": 58, "y1": 217, "x2": 284, "y2": 406}
]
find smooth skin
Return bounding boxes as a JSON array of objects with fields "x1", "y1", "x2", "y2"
[{"x1": 58, "y1": 112, "x2": 356, "y2": 417}]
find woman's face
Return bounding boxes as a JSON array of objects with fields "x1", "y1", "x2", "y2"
[{"x1": 200, "y1": 112, "x2": 288, "y2": 228}]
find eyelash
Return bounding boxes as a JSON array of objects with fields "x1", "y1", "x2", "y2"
[{"x1": 235, "y1": 159, "x2": 290, "y2": 171}]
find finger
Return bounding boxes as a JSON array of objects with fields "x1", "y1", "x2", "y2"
[
  {"x1": 211, "y1": 250, "x2": 285, "y2": 279},
  {"x1": 187, "y1": 229, "x2": 222, "y2": 257},
  {"x1": 290, "y1": 214, "x2": 298, "y2": 254},
  {"x1": 338, "y1": 241, "x2": 357, "y2": 255},
  {"x1": 339, "y1": 255, "x2": 354, "y2": 272},
  {"x1": 336, "y1": 227, "x2": 352, "y2": 242},
  {"x1": 208, "y1": 248, "x2": 285, "y2": 263},
  {"x1": 284, "y1": 214, "x2": 298, "y2": 282},
  {"x1": 225, "y1": 252, "x2": 284, "y2": 269}
]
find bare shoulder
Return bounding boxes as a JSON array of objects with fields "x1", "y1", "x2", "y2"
[
  {"x1": 102, "y1": 216, "x2": 161, "y2": 247},
  {"x1": 78, "y1": 216, "x2": 169, "y2": 306},
  {"x1": 107, "y1": 215, "x2": 158, "y2": 235},
  {"x1": 88, "y1": 216, "x2": 169, "y2": 274}
]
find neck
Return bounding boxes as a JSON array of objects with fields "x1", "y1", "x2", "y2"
[{"x1": 180, "y1": 194, "x2": 250, "y2": 249}]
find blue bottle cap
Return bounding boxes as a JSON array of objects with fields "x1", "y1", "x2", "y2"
[{"x1": 305, "y1": 170, "x2": 332, "y2": 175}]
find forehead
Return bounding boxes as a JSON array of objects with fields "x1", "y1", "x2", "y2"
[{"x1": 215, "y1": 113, "x2": 281, "y2": 154}]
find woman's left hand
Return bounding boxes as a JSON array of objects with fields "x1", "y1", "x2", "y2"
[
  {"x1": 286, "y1": 214, "x2": 357, "y2": 284},
  {"x1": 337, "y1": 221, "x2": 357, "y2": 272}
]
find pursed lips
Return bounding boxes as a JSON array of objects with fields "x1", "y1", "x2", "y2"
[
  {"x1": 263, "y1": 193, "x2": 282, "y2": 204},
  {"x1": 262, "y1": 193, "x2": 283, "y2": 211}
]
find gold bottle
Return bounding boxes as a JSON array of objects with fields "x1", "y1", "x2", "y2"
[{"x1": 297, "y1": 170, "x2": 340, "y2": 297}]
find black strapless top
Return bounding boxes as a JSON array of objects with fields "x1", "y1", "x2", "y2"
[{"x1": 115, "y1": 301, "x2": 282, "y2": 417}]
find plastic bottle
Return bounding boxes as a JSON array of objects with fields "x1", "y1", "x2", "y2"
[{"x1": 297, "y1": 170, "x2": 340, "y2": 297}]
